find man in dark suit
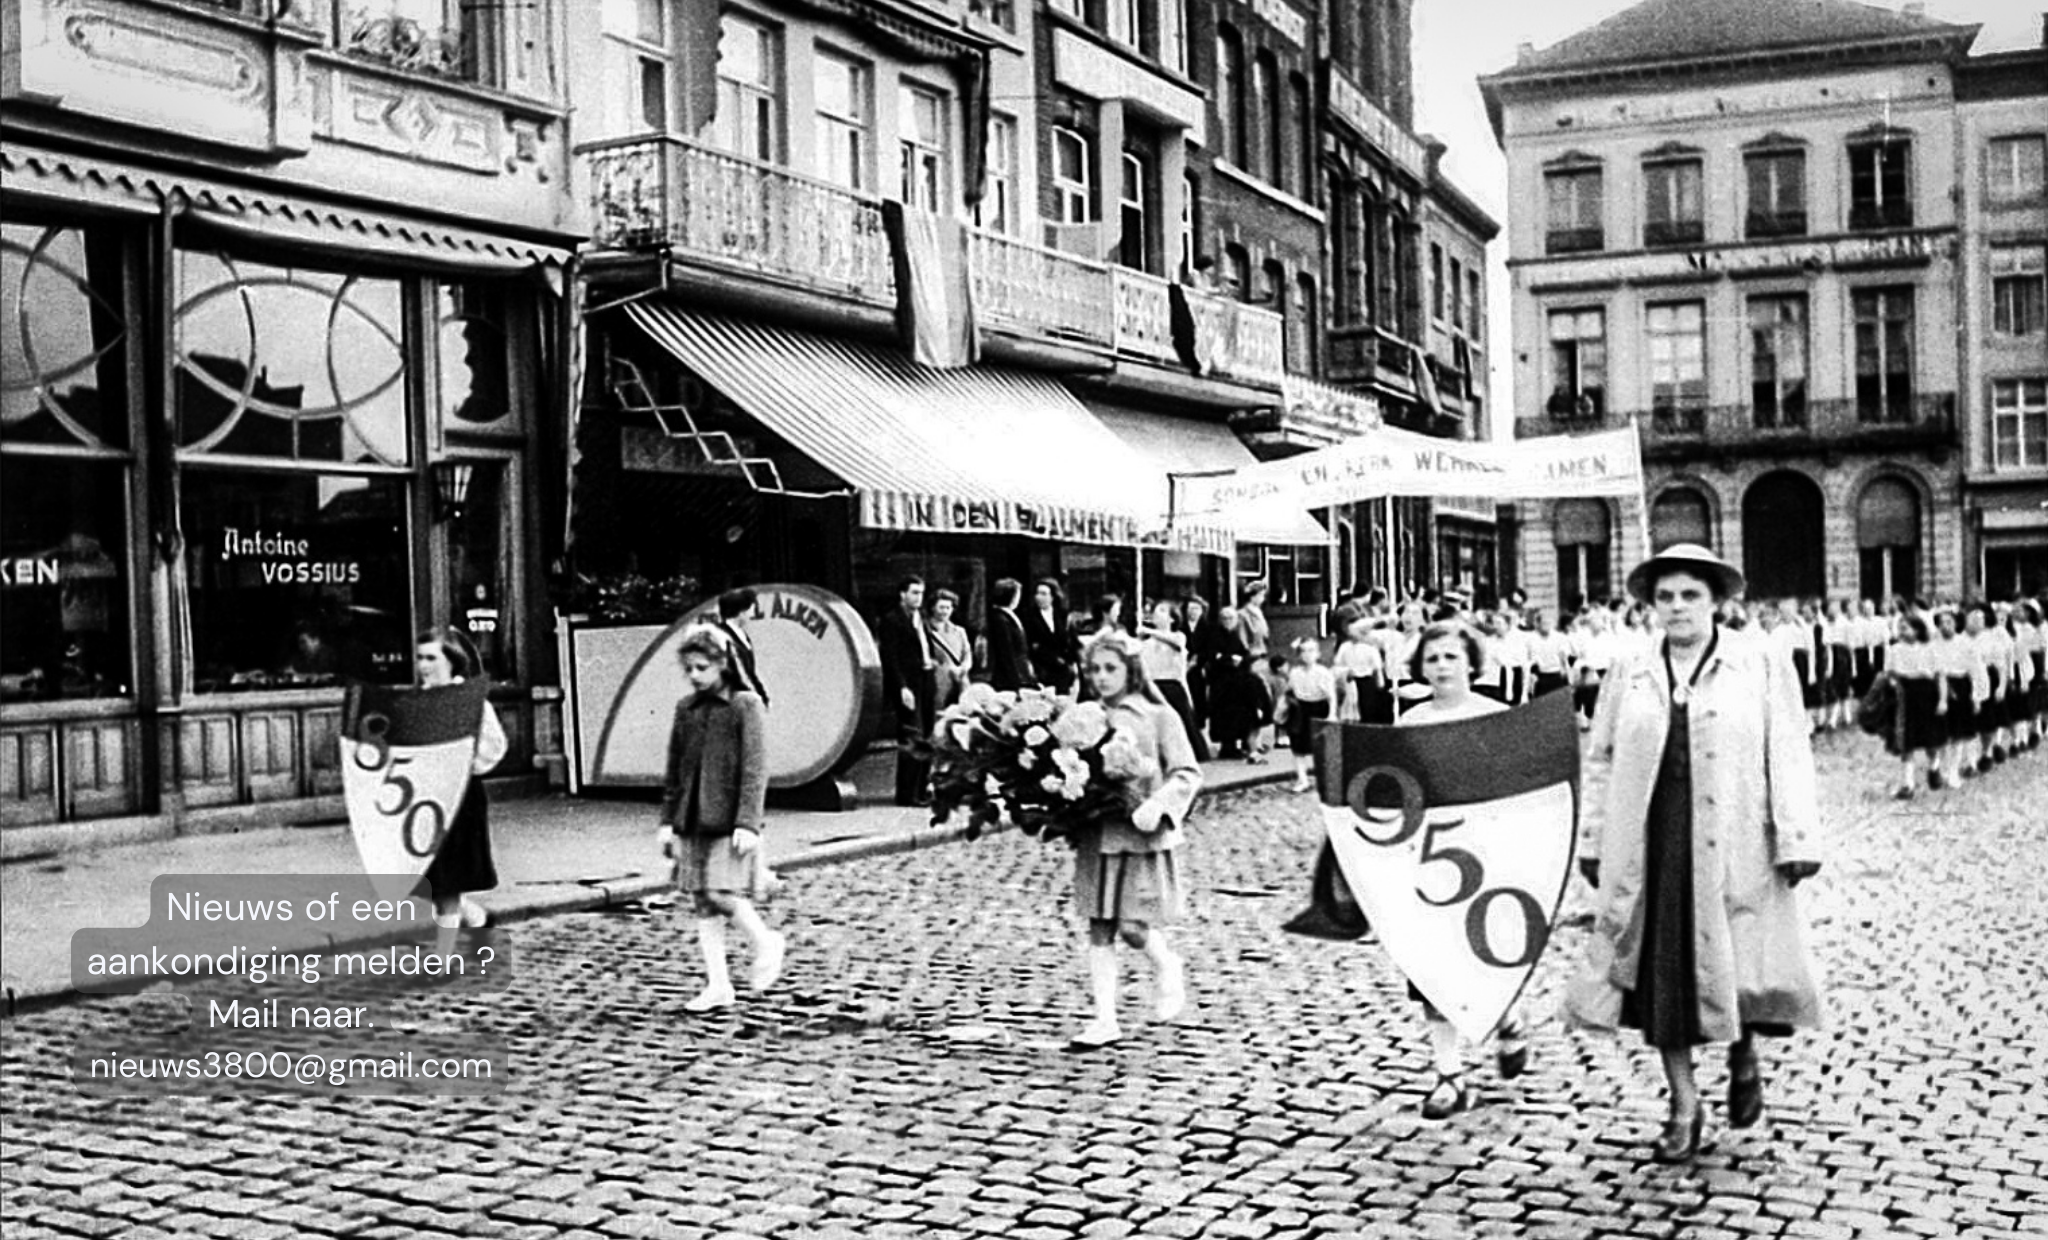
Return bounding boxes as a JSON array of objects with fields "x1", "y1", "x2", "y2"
[
  {"x1": 985, "y1": 576, "x2": 1037, "y2": 691},
  {"x1": 713, "y1": 587, "x2": 769, "y2": 706},
  {"x1": 878, "y1": 576, "x2": 935, "y2": 806}
]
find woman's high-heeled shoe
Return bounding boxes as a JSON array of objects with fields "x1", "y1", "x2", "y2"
[
  {"x1": 1727, "y1": 1040, "x2": 1765, "y2": 1129},
  {"x1": 1651, "y1": 1110, "x2": 1704, "y2": 1163}
]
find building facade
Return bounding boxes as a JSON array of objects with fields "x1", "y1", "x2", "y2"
[
  {"x1": 2, "y1": 0, "x2": 583, "y2": 848},
  {"x1": 1957, "y1": 38, "x2": 2048, "y2": 600},
  {"x1": 1484, "y1": 0, "x2": 1979, "y2": 613}
]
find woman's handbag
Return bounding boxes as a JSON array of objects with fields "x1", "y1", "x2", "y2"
[
  {"x1": 1280, "y1": 839, "x2": 1371, "y2": 940},
  {"x1": 1856, "y1": 672, "x2": 1897, "y2": 738}
]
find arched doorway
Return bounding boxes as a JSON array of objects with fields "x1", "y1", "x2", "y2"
[
  {"x1": 1742, "y1": 471, "x2": 1825, "y2": 599},
  {"x1": 1857, "y1": 476, "x2": 1920, "y2": 602},
  {"x1": 1650, "y1": 486, "x2": 1713, "y2": 551}
]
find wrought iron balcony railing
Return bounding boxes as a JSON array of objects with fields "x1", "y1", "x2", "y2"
[
  {"x1": 582, "y1": 134, "x2": 1283, "y2": 389},
  {"x1": 1517, "y1": 392, "x2": 1956, "y2": 447}
]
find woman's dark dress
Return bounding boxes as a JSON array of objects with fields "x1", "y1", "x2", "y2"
[
  {"x1": 425, "y1": 779, "x2": 497, "y2": 895},
  {"x1": 1621, "y1": 698, "x2": 1702, "y2": 1049}
]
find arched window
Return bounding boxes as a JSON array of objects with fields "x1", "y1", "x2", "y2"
[
  {"x1": 1857, "y1": 475, "x2": 1920, "y2": 601},
  {"x1": 1553, "y1": 498, "x2": 1611, "y2": 609},
  {"x1": 1650, "y1": 487, "x2": 1712, "y2": 551},
  {"x1": 1216, "y1": 27, "x2": 1248, "y2": 169}
]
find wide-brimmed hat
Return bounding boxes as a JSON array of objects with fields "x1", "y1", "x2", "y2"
[{"x1": 1625, "y1": 543, "x2": 1745, "y2": 603}]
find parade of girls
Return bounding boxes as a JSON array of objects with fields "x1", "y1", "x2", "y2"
[{"x1": 567, "y1": 566, "x2": 2043, "y2": 1167}]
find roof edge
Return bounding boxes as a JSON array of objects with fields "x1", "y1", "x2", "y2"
[{"x1": 1479, "y1": 25, "x2": 1981, "y2": 94}]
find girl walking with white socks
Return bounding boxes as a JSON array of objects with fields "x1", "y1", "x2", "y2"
[{"x1": 658, "y1": 627, "x2": 786, "y2": 1012}]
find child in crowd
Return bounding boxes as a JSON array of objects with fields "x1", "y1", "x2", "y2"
[
  {"x1": 1285, "y1": 638, "x2": 1336, "y2": 793},
  {"x1": 658, "y1": 626, "x2": 787, "y2": 1012}
]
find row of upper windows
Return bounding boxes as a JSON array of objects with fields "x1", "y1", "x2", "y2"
[
  {"x1": 1545, "y1": 288, "x2": 1931, "y2": 429},
  {"x1": 1541, "y1": 134, "x2": 2046, "y2": 256}
]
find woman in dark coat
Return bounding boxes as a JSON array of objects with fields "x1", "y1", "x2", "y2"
[
  {"x1": 1023, "y1": 579, "x2": 1076, "y2": 695},
  {"x1": 1205, "y1": 605, "x2": 1261, "y2": 758},
  {"x1": 1183, "y1": 596, "x2": 1217, "y2": 747}
]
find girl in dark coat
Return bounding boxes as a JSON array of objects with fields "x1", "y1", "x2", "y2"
[{"x1": 657, "y1": 626, "x2": 786, "y2": 1012}]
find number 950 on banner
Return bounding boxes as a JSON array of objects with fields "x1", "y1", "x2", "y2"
[{"x1": 1316, "y1": 690, "x2": 1581, "y2": 1043}]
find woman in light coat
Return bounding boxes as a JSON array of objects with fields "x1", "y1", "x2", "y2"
[{"x1": 1569, "y1": 544, "x2": 1824, "y2": 1164}]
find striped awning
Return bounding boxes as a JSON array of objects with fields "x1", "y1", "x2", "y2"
[{"x1": 620, "y1": 303, "x2": 1232, "y2": 553}]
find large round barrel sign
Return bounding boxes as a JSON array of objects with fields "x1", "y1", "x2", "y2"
[{"x1": 579, "y1": 585, "x2": 883, "y2": 789}]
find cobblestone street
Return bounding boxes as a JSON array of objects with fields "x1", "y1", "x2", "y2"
[{"x1": 4, "y1": 731, "x2": 2047, "y2": 1239}]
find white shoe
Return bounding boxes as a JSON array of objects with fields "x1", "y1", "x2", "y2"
[
  {"x1": 683, "y1": 984, "x2": 736, "y2": 1013},
  {"x1": 1156, "y1": 951, "x2": 1187, "y2": 1021},
  {"x1": 459, "y1": 896, "x2": 489, "y2": 928},
  {"x1": 749, "y1": 931, "x2": 786, "y2": 992},
  {"x1": 1066, "y1": 1015, "x2": 1122, "y2": 1048}
]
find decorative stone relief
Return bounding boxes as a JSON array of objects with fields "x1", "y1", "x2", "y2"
[{"x1": 323, "y1": 73, "x2": 501, "y2": 172}]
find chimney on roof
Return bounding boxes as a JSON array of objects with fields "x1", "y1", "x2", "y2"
[{"x1": 1516, "y1": 41, "x2": 1534, "y2": 63}]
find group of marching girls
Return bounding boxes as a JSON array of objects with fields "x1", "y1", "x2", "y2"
[{"x1": 1877, "y1": 597, "x2": 2048, "y2": 799}]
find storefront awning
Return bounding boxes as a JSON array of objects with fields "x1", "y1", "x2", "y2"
[
  {"x1": 620, "y1": 303, "x2": 1231, "y2": 552},
  {"x1": 1086, "y1": 403, "x2": 1331, "y2": 546}
]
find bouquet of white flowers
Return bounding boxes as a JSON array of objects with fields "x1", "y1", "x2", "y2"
[{"x1": 927, "y1": 684, "x2": 1153, "y2": 842}]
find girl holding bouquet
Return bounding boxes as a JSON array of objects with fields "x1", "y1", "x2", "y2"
[{"x1": 1067, "y1": 633, "x2": 1204, "y2": 1049}]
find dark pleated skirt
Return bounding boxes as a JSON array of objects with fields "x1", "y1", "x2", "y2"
[
  {"x1": 1533, "y1": 670, "x2": 1570, "y2": 699},
  {"x1": 1980, "y1": 669, "x2": 2006, "y2": 736},
  {"x1": 1285, "y1": 696, "x2": 1330, "y2": 754},
  {"x1": 1621, "y1": 702, "x2": 1703, "y2": 1050},
  {"x1": 424, "y1": 778, "x2": 497, "y2": 897},
  {"x1": 1898, "y1": 677, "x2": 1943, "y2": 754},
  {"x1": 1946, "y1": 676, "x2": 1977, "y2": 741},
  {"x1": 1793, "y1": 649, "x2": 1821, "y2": 709},
  {"x1": 1828, "y1": 644, "x2": 1853, "y2": 704}
]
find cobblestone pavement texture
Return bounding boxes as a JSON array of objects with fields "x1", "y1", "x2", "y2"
[{"x1": 3, "y1": 730, "x2": 2046, "y2": 1238}]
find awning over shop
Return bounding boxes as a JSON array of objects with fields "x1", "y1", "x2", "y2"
[
  {"x1": 1085, "y1": 403, "x2": 1331, "y2": 546},
  {"x1": 620, "y1": 303, "x2": 1232, "y2": 553}
]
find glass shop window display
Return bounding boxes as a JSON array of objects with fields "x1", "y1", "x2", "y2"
[
  {"x1": 1, "y1": 219, "x2": 135, "y2": 703},
  {"x1": 175, "y1": 250, "x2": 418, "y2": 691}
]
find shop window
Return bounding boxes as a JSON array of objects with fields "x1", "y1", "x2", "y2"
[
  {"x1": 1852, "y1": 287, "x2": 1914, "y2": 424},
  {"x1": 1544, "y1": 166, "x2": 1603, "y2": 254},
  {"x1": 1643, "y1": 157, "x2": 1705, "y2": 247},
  {"x1": 1744, "y1": 148, "x2": 1806, "y2": 238},
  {"x1": 447, "y1": 460, "x2": 518, "y2": 682},
  {"x1": 1239, "y1": 542, "x2": 1326, "y2": 607},
  {"x1": 1993, "y1": 378, "x2": 2048, "y2": 470},
  {"x1": 0, "y1": 458, "x2": 132, "y2": 702},
  {"x1": 1848, "y1": 135, "x2": 1912, "y2": 230},
  {"x1": 714, "y1": 14, "x2": 781, "y2": 164},
  {"x1": 1988, "y1": 135, "x2": 2046, "y2": 204},
  {"x1": 1749, "y1": 294, "x2": 1808, "y2": 429},
  {"x1": 1650, "y1": 487, "x2": 1711, "y2": 552},
  {"x1": 1546, "y1": 308, "x2": 1606, "y2": 421},
  {"x1": 182, "y1": 471, "x2": 413, "y2": 693},
  {"x1": 438, "y1": 281, "x2": 519, "y2": 437},
  {"x1": 1992, "y1": 245, "x2": 2046, "y2": 337},
  {"x1": 1, "y1": 223, "x2": 131, "y2": 450},
  {"x1": 176, "y1": 253, "x2": 411, "y2": 466}
]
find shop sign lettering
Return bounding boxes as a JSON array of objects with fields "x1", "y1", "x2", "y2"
[
  {"x1": 1325, "y1": 65, "x2": 1427, "y2": 179},
  {"x1": 0, "y1": 558, "x2": 60, "y2": 587},
  {"x1": 221, "y1": 526, "x2": 362, "y2": 585}
]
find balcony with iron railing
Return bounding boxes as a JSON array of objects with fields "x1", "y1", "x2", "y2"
[
  {"x1": 1517, "y1": 391, "x2": 1958, "y2": 455},
  {"x1": 581, "y1": 133, "x2": 1284, "y2": 391}
]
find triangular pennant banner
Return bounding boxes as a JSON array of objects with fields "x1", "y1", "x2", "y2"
[
  {"x1": 341, "y1": 680, "x2": 488, "y2": 903},
  {"x1": 1315, "y1": 690, "x2": 1580, "y2": 1041}
]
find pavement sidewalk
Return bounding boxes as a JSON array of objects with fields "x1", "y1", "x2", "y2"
[{"x1": 0, "y1": 756, "x2": 1293, "y2": 1010}]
